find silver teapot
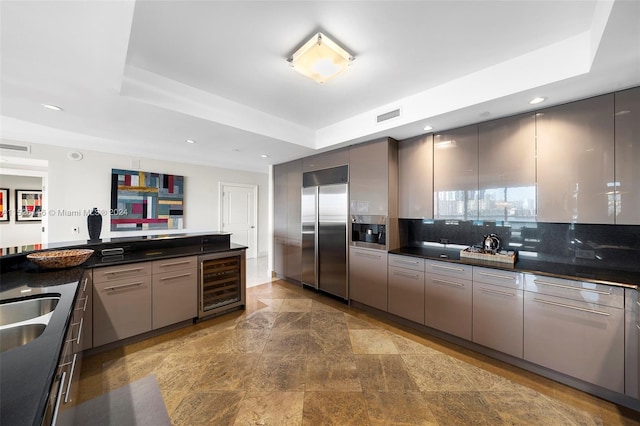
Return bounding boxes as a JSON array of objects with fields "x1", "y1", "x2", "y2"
[{"x1": 483, "y1": 234, "x2": 500, "y2": 253}]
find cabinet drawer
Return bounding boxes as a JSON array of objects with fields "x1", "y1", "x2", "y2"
[
  {"x1": 524, "y1": 274, "x2": 623, "y2": 308},
  {"x1": 93, "y1": 262, "x2": 152, "y2": 283},
  {"x1": 473, "y1": 266, "x2": 523, "y2": 290},
  {"x1": 93, "y1": 276, "x2": 152, "y2": 347},
  {"x1": 152, "y1": 256, "x2": 197, "y2": 274},
  {"x1": 152, "y1": 269, "x2": 197, "y2": 329},
  {"x1": 389, "y1": 254, "x2": 425, "y2": 272},
  {"x1": 388, "y1": 266, "x2": 424, "y2": 324},
  {"x1": 426, "y1": 260, "x2": 472, "y2": 280}
]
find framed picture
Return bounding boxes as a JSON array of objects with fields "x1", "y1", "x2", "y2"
[
  {"x1": 15, "y1": 189, "x2": 43, "y2": 222},
  {"x1": 0, "y1": 188, "x2": 8, "y2": 222}
]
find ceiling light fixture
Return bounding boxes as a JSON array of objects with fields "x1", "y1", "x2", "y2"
[
  {"x1": 287, "y1": 32, "x2": 354, "y2": 84},
  {"x1": 423, "y1": 125, "x2": 433, "y2": 131},
  {"x1": 529, "y1": 97, "x2": 546, "y2": 105},
  {"x1": 41, "y1": 103, "x2": 63, "y2": 111},
  {"x1": 185, "y1": 139, "x2": 196, "y2": 144},
  {"x1": 260, "y1": 154, "x2": 269, "y2": 158}
]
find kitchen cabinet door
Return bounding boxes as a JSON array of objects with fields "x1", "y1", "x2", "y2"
[
  {"x1": 433, "y1": 125, "x2": 479, "y2": 220},
  {"x1": 273, "y1": 237, "x2": 286, "y2": 276},
  {"x1": 152, "y1": 266, "x2": 197, "y2": 330},
  {"x1": 472, "y1": 267, "x2": 524, "y2": 358},
  {"x1": 614, "y1": 87, "x2": 640, "y2": 224},
  {"x1": 478, "y1": 113, "x2": 536, "y2": 222},
  {"x1": 388, "y1": 264, "x2": 425, "y2": 324},
  {"x1": 273, "y1": 163, "x2": 288, "y2": 239},
  {"x1": 287, "y1": 160, "x2": 302, "y2": 240},
  {"x1": 424, "y1": 261, "x2": 472, "y2": 339},
  {"x1": 349, "y1": 247, "x2": 388, "y2": 311},
  {"x1": 350, "y1": 138, "x2": 397, "y2": 216},
  {"x1": 398, "y1": 134, "x2": 433, "y2": 219},
  {"x1": 625, "y1": 289, "x2": 639, "y2": 399},
  {"x1": 93, "y1": 275, "x2": 152, "y2": 347},
  {"x1": 523, "y1": 290, "x2": 624, "y2": 393},
  {"x1": 285, "y1": 238, "x2": 302, "y2": 282},
  {"x1": 537, "y1": 94, "x2": 615, "y2": 224},
  {"x1": 302, "y1": 147, "x2": 349, "y2": 172}
]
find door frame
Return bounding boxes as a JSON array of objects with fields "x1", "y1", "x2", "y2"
[{"x1": 219, "y1": 182, "x2": 258, "y2": 259}]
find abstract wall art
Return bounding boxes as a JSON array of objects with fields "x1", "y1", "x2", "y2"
[
  {"x1": 0, "y1": 188, "x2": 9, "y2": 222},
  {"x1": 111, "y1": 169, "x2": 185, "y2": 231},
  {"x1": 15, "y1": 189, "x2": 42, "y2": 222}
]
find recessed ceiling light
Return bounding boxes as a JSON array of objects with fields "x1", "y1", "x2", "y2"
[
  {"x1": 41, "y1": 103, "x2": 63, "y2": 111},
  {"x1": 288, "y1": 32, "x2": 354, "y2": 84},
  {"x1": 529, "y1": 97, "x2": 546, "y2": 105},
  {"x1": 185, "y1": 139, "x2": 196, "y2": 144},
  {"x1": 423, "y1": 125, "x2": 433, "y2": 131},
  {"x1": 260, "y1": 154, "x2": 269, "y2": 158}
]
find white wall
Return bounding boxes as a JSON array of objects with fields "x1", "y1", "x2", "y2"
[
  {"x1": 0, "y1": 174, "x2": 43, "y2": 247},
  {"x1": 0, "y1": 142, "x2": 270, "y2": 256}
]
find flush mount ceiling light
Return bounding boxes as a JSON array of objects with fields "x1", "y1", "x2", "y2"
[
  {"x1": 185, "y1": 139, "x2": 196, "y2": 144},
  {"x1": 423, "y1": 125, "x2": 433, "y2": 131},
  {"x1": 260, "y1": 154, "x2": 270, "y2": 158},
  {"x1": 529, "y1": 97, "x2": 546, "y2": 105},
  {"x1": 287, "y1": 32, "x2": 354, "y2": 84}
]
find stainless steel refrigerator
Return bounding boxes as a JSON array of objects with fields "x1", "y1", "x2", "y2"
[{"x1": 301, "y1": 166, "x2": 349, "y2": 299}]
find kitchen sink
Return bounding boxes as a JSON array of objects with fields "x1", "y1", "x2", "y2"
[
  {"x1": 0, "y1": 296, "x2": 59, "y2": 327},
  {"x1": 0, "y1": 324, "x2": 47, "y2": 353}
]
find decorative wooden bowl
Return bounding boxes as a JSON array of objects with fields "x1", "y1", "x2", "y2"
[{"x1": 27, "y1": 249, "x2": 94, "y2": 269}]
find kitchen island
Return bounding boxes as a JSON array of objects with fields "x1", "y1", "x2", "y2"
[{"x1": 0, "y1": 232, "x2": 246, "y2": 426}]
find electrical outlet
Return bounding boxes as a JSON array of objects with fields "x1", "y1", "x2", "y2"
[{"x1": 72, "y1": 227, "x2": 79, "y2": 234}]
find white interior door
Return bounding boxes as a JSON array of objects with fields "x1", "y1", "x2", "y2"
[{"x1": 220, "y1": 183, "x2": 257, "y2": 258}]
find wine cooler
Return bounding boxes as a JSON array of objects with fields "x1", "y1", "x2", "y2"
[{"x1": 198, "y1": 250, "x2": 246, "y2": 319}]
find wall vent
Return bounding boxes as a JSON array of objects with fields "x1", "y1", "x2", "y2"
[
  {"x1": 0, "y1": 143, "x2": 30, "y2": 153},
  {"x1": 376, "y1": 108, "x2": 401, "y2": 124}
]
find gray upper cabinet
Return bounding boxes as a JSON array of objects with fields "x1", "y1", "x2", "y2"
[
  {"x1": 537, "y1": 94, "x2": 615, "y2": 224},
  {"x1": 398, "y1": 134, "x2": 433, "y2": 219},
  {"x1": 614, "y1": 87, "x2": 640, "y2": 224},
  {"x1": 433, "y1": 125, "x2": 479, "y2": 220},
  {"x1": 478, "y1": 114, "x2": 536, "y2": 222},
  {"x1": 302, "y1": 148, "x2": 349, "y2": 172},
  {"x1": 349, "y1": 138, "x2": 398, "y2": 217}
]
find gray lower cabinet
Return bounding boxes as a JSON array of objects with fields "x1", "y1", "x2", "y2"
[
  {"x1": 151, "y1": 256, "x2": 198, "y2": 330},
  {"x1": 626, "y1": 289, "x2": 639, "y2": 399},
  {"x1": 349, "y1": 247, "x2": 388, "y2": 311},
  {"x1": 93, "y1": 263, "x2": 152, "y2": 347},
  {"x1": 472, "y1": 267, "x2": 524, "y2": 358},
  {"x1": 523, "y1": 274, "x2": 625, "y2": 393},
  {"x1": 388, "y1": 254, "x2": 425, "y2": 324},
  {"x1": 285, "y1": 238, "x2": 302, "y2": 282},
  {"x1": 424, "y1": 260, "x2": 472, "y2": 340},
  {"x1": 80, "y1": 271, "x2": 93, "y2": 351}
]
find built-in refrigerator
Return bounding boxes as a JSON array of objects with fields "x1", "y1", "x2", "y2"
[{"x1": 301, "y1": 165, "x2": 349, "y2": 299}]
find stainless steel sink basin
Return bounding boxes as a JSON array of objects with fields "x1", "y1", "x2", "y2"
[
  {"x1": 0, "y1": 297, "x2": 59, "y2": 326},
  {"x1": 0, "y1": 324, "x2": 47, "y2": 353}
]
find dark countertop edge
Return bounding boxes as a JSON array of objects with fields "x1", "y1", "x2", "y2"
[
  {"x1": 0, "y1": 231, "x2": 232, "y2": 259},
  {"x1": 389, "y1": 247, "x2": 639, "y2": 289}
]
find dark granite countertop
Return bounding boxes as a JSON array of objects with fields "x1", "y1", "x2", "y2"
[
  {"x1": 390, "y1": 246, "x2": 639, "y2": 289},
  {"x1": 0, "y1": 232, "x2": 244, "y2": 426}
]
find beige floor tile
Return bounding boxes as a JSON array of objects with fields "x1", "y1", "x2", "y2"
[
  {"x1": 249, "y1": 354, "x2": 306, "y2": 392},
  {"x1": 256, "y1": 298, "x2": 285, "y2": 312},
  {"x1": 401, "y1": 353, "x2": 477, "y2": 392},
  {"x1": 205, "y1": 328, "x2": 270, "y2": 354},
  {"x1": 349, "y1": 329, "x2": 399, "y2": 354},
  {"x1": 235, "y1": 310, "x2": 279, "y2": 329},
  {"x1": 191, "y1": 353, "x2": 260, "y2": 391},
  {"x1": 310, "y1": 311, "x2": 348, "y2": 331},
  {"x1": 234, "y1": 391, "x2": 304, "y2": 426},
  {"x1": 171, "y1": 390, "x2": 244, "y2": 425},
  {"x1": 307, "y1": 327, "x2": 353, "y2": 354},
  {"x1": 263, "y1": 329, "x2": 309, "y2": 354},
  {"x1": 305, "y1": 354, "x2": 362, "y2": 392},
  {"x1": 423, "y1": 391, "x2": 504, "y2": 425},
  {"x1": 303, "y1": 391, "x2": 369, "y2": 426},
  {"x1": 355, "y1": 354, "x2": 420, "y2": 392},
  {"x1": 280, "y1": 298, "x2": 313, "y2": 312},
  {"x1": 273, "y1": 311, "x2": 312, "y2": 329},
  {"x1": 363, "y1": 391, "x2": 438, "y2": 425}
]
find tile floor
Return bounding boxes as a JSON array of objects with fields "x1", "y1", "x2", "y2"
[{"x1": 79, "y1": 278, "x2": 640, "y2": 425}]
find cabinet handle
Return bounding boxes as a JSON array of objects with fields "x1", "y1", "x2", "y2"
[
  {"x1": 392, "y1": 270, "x2": 420, "y2": 280},
  {"x1": 159, "y1": 273, "x2": 192, "y2": 281},
  {"x1": 431, "y1": 264, "x2": 465, "y2": 272},
  {"x1": 532, "y1": 298, "x2": 610, "y2": 316},
  {"x1": 82, "y1": 277, "x2": 88, "y2": 292},
  {"x1": 432, "y1": 278, "x2": 464, "y2": 288},
  {"x1": 355, "y1": 252, "x2": 381, "y2": 260},
  {"x1": 480, "y1": 287, "x2": 516, "y2": 297},
  {"x1": 63, "y1": 354, "x2": 77, "y2": 404},
  {"x1": 636, "y1": 324, "x2": 640, "y2": 332},
  {"x1": 636, "y1": 300, "x2": 640, "y2": 308},
  {"x1": 51, "y1": 371, "x2": 66, "y2": 426},
  {"x1": 76, "y1": 317, "x2": 83, "y2": 345},
  {"x1": 394, "y1": 259, "x2": 420, "y2": 266},
  {"x1": 104, "y1": 281, "x2": 143, "y2": 291},
  {"x1": 478, "y1": 271, "x2": 515, "y2": 281},
  {"x1": 106, "y1": 267, "x2": 144, "y2": 276},
  {"x1": 159, "y1": 260, "x2": 191, "y2": 267},
  {"x1": 533, "y1": 279, "x2": 612, "y2": 295}
]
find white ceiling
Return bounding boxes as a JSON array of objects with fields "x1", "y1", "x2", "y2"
[{"x1": 1, "y1": 0, "x2": 639, "y2": 173}]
